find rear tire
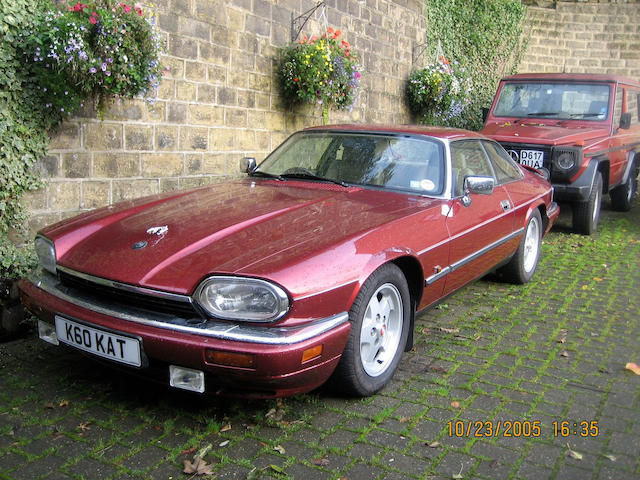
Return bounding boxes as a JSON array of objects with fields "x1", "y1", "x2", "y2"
[
  {"x1": 573, "y1": 172, "x2": 602, "y2": 235},
  {"x1": 499, "y1": 210, "x2": 542, "y2": 284},
  {"x1": 610, "y1": 160, "x2": 637, "y2": 212},
  {"x1": 331, "y1": 263, "x2": 410, "y2": 397}
]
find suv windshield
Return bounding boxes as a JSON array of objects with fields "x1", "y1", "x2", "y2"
[
  {"x1": 256, "y1": 132, "x2": 446, "y2": 195},
  {"x1": 493, "y1": 82, "x2": 611, "y2": 121}
]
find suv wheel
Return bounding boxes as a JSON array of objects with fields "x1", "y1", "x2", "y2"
[
  {"x1": 610, "y1": 159, "x2": 637, "y2": 212},
  {"x1": 573, "y1": 172, "x2": 602, "y2": 235}
]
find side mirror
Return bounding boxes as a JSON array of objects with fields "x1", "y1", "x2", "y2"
[
  {"x1": 620, "y1": 112, "x2": 632, "y2": 130},
  {"x1": 240, "y1": 157, "x2": 257, "y2": 173},
  {"x1": 481, "y1": 107, "x2": 490, "y2": 123},
  {"x1": 464, "y1": 175, "x2": 495, "y2": 195}
]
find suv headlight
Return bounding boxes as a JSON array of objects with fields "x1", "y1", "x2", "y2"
[
  {"x1": 194, "y1": 276, "x2": 289, "y2": 322},
  {"x1": 34, "y1": 235, "x2": 57, "y2": 275},
  {"x1": 551, "y1": 146, "x2": 581, "y2": 180}
]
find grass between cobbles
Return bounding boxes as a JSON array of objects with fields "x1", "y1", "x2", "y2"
[{"x1": 1, "y1": 198, "x2": 639, "y2": 480}]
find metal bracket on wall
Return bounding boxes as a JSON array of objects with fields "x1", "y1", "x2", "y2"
[
  {"x1": 412, "y1": 42, "x2": 429, "y2": 67},
  {"x1": 290, "y1": 1, "x2": 326, "y2": 43}
]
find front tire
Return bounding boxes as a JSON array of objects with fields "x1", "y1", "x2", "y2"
[
  {"x1": 499, "y1": 210, "x2": 542, "y2": 284},
  {"x1": 573, "y1": 171, "x2": 602, "y2": 235},
  {"x1": 331, "y1": 263, "x2": 410, "y2": 397},
  {"x1": 610, "y1": 160, "x2": 637, "y2": 212}
]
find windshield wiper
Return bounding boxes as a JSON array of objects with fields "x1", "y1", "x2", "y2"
[
  {"x1": 569, "y1": 113, "x2": 602, "y2": 118},
  {"x1": 527, "y1": 112, "x2": 561, "y2": 117},
  {"x1": 280, "y1": 172, "x2": 349, "y2": 187},
  {"x1": 249, "y1": 170, "x2": 284, "y2": 181}
]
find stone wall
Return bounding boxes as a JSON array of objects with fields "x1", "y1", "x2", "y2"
[
  {"x1": 520, "y1": 1, "x2": 640, "y2": 76},
  {"x1": 25, "y1": 0, "x2": 640, "y2": 232},
  {"x1": 25, "y1": 0, "x2": 427, "y2": 233}
]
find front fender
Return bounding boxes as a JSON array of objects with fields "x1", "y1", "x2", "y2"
[{"x1": 553, "y1": 158, "x2": 602, "y2": 202}]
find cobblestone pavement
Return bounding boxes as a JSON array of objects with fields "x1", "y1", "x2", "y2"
[{"x1": 1, "y1": 197, "x2": 639, "y2": 480}]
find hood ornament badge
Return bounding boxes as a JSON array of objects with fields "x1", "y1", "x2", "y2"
[{"x1": 132, "y1": 226, "x2": 169, "y2": 250}]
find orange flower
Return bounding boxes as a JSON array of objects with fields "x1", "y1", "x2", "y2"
[
  {"x1": 327, "y1": 27, "x2": 334, "y2": 34},
  {"x1": 293, "y1": 77, "x2": 299, "y2": 82}
]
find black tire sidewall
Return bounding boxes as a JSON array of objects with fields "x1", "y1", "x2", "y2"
[{"x1": 335, "y1": 263, "x2": 411, "y2": 396}]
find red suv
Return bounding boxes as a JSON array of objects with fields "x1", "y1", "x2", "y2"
[{"x1": 482, "y1": 73, "x2": 640, "y2": 234}]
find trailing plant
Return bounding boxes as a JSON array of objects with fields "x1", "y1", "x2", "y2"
[
  {"x1": 407, "y1": 56, "x2": 472, "y2": 128},
  {"x1": 417, "y1": 0, "x2": 527, "y2": 130},
  {"x1": 280, "y1": 27, "x2": 362, "y2": 124},
  {"x1": 0, "y1": 0, "x2": 163, "y2": 279}
]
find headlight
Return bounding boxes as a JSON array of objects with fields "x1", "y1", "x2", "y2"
[
  {"x1": 551, "y1": 146, "x2": 581, "y2": 180},
  {"x1": 34, "y1": 235, "x2": 57, "y2": 275},
  {"x1": 194, "y1": 276, "x2": 289, "y2": 322}
]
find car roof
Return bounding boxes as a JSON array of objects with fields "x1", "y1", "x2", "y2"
[
  {"x1": 303, "y1": 124, "x2": 488, "y2": 141},
  {"x1": 501, "y1": 72, "x2": 640, "y2": 87}
]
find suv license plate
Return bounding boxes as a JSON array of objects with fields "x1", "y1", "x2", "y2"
[
  {"x1": 519, "y1": 150, "x2": 544, "y2": 169},
  {"x1": 55, "y1": 316, "x2": 142, "y2": 367}
]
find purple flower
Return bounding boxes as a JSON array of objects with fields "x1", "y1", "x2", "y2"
[
  {"x1": 105, "y1": 71, "x2": 111, "y2": 76},
  {"x1": 89, "y1": 67, "x2": 97, "y2": 73},
  {"x1": 101, "y1": 62, "x2": 107, "y2": 71}
]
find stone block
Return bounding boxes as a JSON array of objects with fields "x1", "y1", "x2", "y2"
[
  {"x1": 85, "y1": 123, "x2": 123, "y2": 150},
  {"x1": 176, "y1": 81, "x2": 197, "y2": 101},
  {"x1": 156, "y1": 126, "x2": 179, "y2": 151},
  {"x1": 186, "y1": 154, "x2": 203, "y2": 174},
  {"x1": 237, "y1": 90, "x2": 256, "y2": 108},
  {"x1": 147, "y1": 101, "x2": 166, "y2": 122},
  {"x1": 194, "y1": 0, "x2": 222, "y2": 24},
  {"x1": 102, "y1": 99, "x2": 145, "y2": 122},
  {"x1": 160, "y1": 178, "x2": 181, "y2": 193},
  {"x1": 169, "y1": 34, "x2": 198, "y2": 59},
  {"x1": 161, "y1": 56, "x2": 185, "y2": 79},
  {"x1": 212, "y1": 25, "x2": 237, "y2": 48},
  {"x1": 236, "y1": 130, "x2": 256, "y2": 151},
  {"x1": 208, "y1": 66, "x2": 227, "y2": 84},
  {"x1": 156, "y1": 79, "x2": 175, "y2": 100},
  {"x1": 203, "y1": 153, "x2": 229, "y2": 174},
  {"x1": 225, "y1": 108, "x2": 247, "y2": 127},
  {"x1": 200, "y1": 43, "x2": 230, "y2": 65},
  {"x1": 217, "y1": 86, "x2": 238, "y2": 106},
  {"x1": 49, "y1": 122, "x2": 81, "y2": 150},
  {"x1": 179, "y1": 127, "x2": 209, "y2": 150},
  {"x1": 172, "y1": 0, "x2": 192, "y2": 17},
  {"x1": 226, "y1": 7, "x2": 244, "y2": 31},
  {"x1": 178, "y1": 17, "x2": 211, "y2": 41},
  {"x1": 245, "y1": 14, "x2": 270, "y2": 37},
  {"x1": 48, "y1": 181, "x2": 81, "y2": 211},
  {"x1": 125, "y1": 125, "x2": 153, "y2": 151},
  {"x1": 185, "y1": 61, "x2": 207, "y2": 81},
  {"x1": 168, "y1": 103, "x2": 188, "y2": 123},
  {"x1": 197, "y1": 84, "x2": 217, "y2": 103},
  {"x1": 62, "y1": 153, "x2": 91, "y2": 178},
  {"x1": 265, "y1": 111, "x2": 286, "y2": 131},
  {"x1": 228, "y1": 71, "x2": 248, "y2": 89},
  {"x1": 23, "y1": 189, "x2": 47, "y2": 211},
  {"x1": 36, "y1": 155, "x2": 60, "y2": 178},
  {"x1": 142, "y1": 153, "x2": 184, "y2": 177},
  {"x1": 93, "y1": 153, "x2": 140, "y2": 178},
  {"x1": 209, "y1": 128, "x2": 236, "y2": 151},
  {"x1": 188, "y1": 104, "x2": 224, "y2": 126},
  {"x1": 81, "y1": 181, "x2": 110, "y2": 209},
  {"x1": 113, "y1": 179, "x2": 159, "y2": 202}
]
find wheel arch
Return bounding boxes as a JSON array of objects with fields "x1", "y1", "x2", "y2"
[{"x1": 391, "y1": 255, "x2": 424, "y2": 352}]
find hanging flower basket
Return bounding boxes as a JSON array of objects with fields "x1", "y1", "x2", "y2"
[
  {"x1": 280, "y1": 27, "x2": 362, "y2": 124},
  {"x1": 406, "y1": 57, "x2": 472, "y2": 127}
]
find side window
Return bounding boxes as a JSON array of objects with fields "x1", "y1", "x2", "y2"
[
  {"x1": 482, "y1": 141, "x2": 523, "y2": 183},
  {"x1": 451, "y1": 140, "x2": 495, "y2": 196},
  {"x1": 626, "y1": 89, "x2": 639, "y2": 125}
]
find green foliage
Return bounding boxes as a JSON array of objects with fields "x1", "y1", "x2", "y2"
[
  {"x1": 406, "y1": 57, "x2": 473, "y2": 128},
  {"x1": 0, "y1": 0, "x2": 163, "y2": 279},
  {"x1": 280, "y1": 28, "x2": 362, "y2": 124},
  {"x1": 419, "y1": 0, "x2": 527, "y2": 130}
]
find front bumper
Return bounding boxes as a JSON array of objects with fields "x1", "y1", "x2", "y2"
[
  {"x1": 19, "y1": 273, "x2": 351, "y2": 397},
  {"x1": 552, "y1": 159, "x2": 600, "y2": 203}
]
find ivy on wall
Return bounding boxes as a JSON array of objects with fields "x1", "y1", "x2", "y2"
[{"x1": 423, "y1": 0, "x2": 527, "y2": 130}]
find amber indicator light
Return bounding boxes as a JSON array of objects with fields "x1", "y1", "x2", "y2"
[
  {"x1": 205, "y1": 349, "x2": 255, "y2": 368},
  {"x1": 301, "y1": 345, "x2": 323, "y2": 363}
]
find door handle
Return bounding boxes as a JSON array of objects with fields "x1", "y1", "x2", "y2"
[{"x1": 500, "y1": 200, "x2": 511, "y2": 211}]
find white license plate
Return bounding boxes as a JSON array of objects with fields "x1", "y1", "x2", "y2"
[
  {"x1": 55, "y1": 316, "x2": 142, "y2": 367},
  {"x1": 519, "y1": 150, "x2": 544, "y2": 169}
]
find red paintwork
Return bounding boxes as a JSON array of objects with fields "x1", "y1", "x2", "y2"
[
  {"x1": 21, "y1": 125, "x2": 558, "y2": 397},
  {"x1": 482, "y1": 73, "x2": 640, "y2": 189}
]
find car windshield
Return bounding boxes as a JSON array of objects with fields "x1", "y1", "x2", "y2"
[
  {"x1": 255, "y1": 132, "x2": 446, "y2": 195},
  {"x1": 493, "y1": 82, "x2": 611, "y2": 120}
]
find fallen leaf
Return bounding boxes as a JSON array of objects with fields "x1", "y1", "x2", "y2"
[
  {"x1": 180, "y1": 447, "x2": 197, "y2": 456},
  {"x1": 219, "y1": 440, "x2": 230, "y2": 447},
  {"x1": 183, "y1": 456, "x2": 214, "y2": 475},
  {"x1": 77, "y1": 422, "x2": 91, "y2": 432},
  {"x1": 451, "y1": 401, "x2": 460, "y2": 408},
  {"x1": 220, "y1": 423, "x2": 232, "y2": 432},
  {"x1": 311, "y1": 457, "x2": 330, "y2": 466},
  {"x1": 558, "y1": 336, "x2": 567, "y2": 344},
  {"x1": 273, "y1": 445, "x2": 285, "y2": 454},
  {"x1": 58, "y1": 400, "x2": 69, "y2": 407},
  {"x1": 625, "y1": 362, "x2": 640, "y2": 375},
  {"x1": 269, "y1": 464, "x2": 284, "y2": 473},
  {"x1": 426, "y1": 441, "x2": 441, "y2": 448},
  {"x1": 490, "y1": 459, "x2": 500, "y2": 469},
  {"x1": 603, "y1": 454, "x2": 617, "y2": 462},
  {"x1": 560, "y1": 351, "x2": 569, "y2": 358},
  {"x1": 440, "y1": 327, "x2": 460, "y2": 334},
  {"x1": 593, "y1": 277, "x2": 603, "y2": 282},
  {"x1": 566, "y1": 443, "x2": 583, "y2": 460},
  {"x1": 399, "y1": 417, "x2": 408, "y2": 423}
]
